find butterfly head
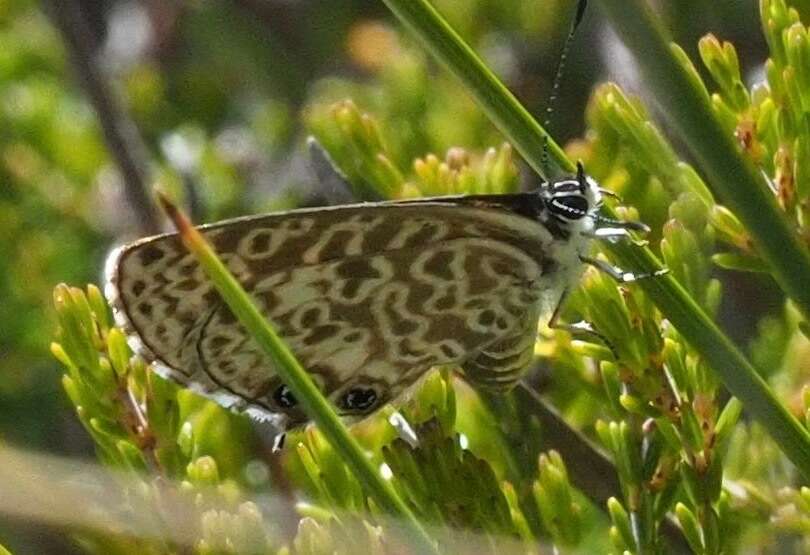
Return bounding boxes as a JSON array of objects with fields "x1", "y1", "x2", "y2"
[
  {"x1": 542, "y1": 161, "x2": 602, "y2": 233},
  {"x1": 540, "y1": 161, "x2": 651, "y2": 238}
]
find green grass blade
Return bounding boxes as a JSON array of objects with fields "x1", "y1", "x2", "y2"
[
  {"x1": 155, "y1": 194, "x2": 439, "y2": 554},
  {"x1": 380, "y1": 0, "x2": 810, "y2": 479},
  {"x1": 379, "y1": 0, "x2": 574, "y2": 178},
  {"x1": 596, "y1": 0, "x2": 810, "y2": 323}
]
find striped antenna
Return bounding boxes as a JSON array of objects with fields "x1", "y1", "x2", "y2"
[{"x1": 541, "y1": 0, "x2": 588, "y2": 177}]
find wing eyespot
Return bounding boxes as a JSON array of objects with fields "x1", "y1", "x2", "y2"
[
  {"x1": 273, "y1": 385, "x2": 298, "y2": 408},
  {"x1": 340, "y1": 387, "x2": 378, "y2": 413}
]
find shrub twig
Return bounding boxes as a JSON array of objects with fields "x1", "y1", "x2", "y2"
[{"x1": 48, "y1": 0, "x2": 159, "y2": 234}]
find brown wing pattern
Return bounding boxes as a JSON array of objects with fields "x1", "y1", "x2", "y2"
[{"x1": 106, "y1": 202, "x2": 557, "y2": 427}]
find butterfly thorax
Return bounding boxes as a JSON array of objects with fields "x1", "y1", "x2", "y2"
[
  {"x1": 508, "y1": 168, "x2": 600, "y2": 299},
  {"x1": 440, "y1": 169, "x2": 602, "y2": 391},
  {"x1": 533, "y1": 169, "x2": 602, "y2": 301}
]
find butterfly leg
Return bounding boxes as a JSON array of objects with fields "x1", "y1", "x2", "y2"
[
  {"x1": 272, "y1": 432, "x2": 286, "y2": 453},
  {"x1": 579, "y1": 255, "x2": 668, "y2": 283},
  {"x1": 547, "y1": 287, "x2": 619, "y2": 359},
  {"x1": 559, "y1": 256, "x2": 666, "y2": 356},
  {"x1": 584, "y1": 227, "x2": 649, "y2": 245}
]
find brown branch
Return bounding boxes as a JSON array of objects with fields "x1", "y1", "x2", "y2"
[
  {"x1": 47, "y1": 0, "x2": 160, "y2": 235},
  {"x1": 481, "y1": 382, "x2": 690, "y2": 553},
  {"x1": 509, "y1": 384, "x2": 693, "y2": 554}
]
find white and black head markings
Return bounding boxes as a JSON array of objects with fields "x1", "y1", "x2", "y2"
[{"x1": 538, "y1": 161, "x2": 602, "y2": 238}]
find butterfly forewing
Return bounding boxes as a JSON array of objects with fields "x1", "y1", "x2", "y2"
[{"x1": 106, "y1": 200, "x2": 568, "y2": 428}]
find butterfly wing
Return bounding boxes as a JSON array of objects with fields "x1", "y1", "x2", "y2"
[{"x1": 105, "y1": 201, "x2": 570, "y2": 427}]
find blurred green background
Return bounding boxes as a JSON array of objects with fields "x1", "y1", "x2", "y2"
[{"x1": 0, "y1": 0, "x2": 777, "y2": 552}]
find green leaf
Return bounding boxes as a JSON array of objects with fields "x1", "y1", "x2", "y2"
[
  {"x1": 711, "y1": 252, "x2": 771, "y2": 273},
  {"x1": 607, "y1": 497, "x2": 635, "y2": 551},
  {"x1": 675, "y1": 503, "x2": 704, "y2": 553}
]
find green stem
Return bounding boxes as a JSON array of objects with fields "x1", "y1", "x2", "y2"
[
  {"x1": 157, "y1": 197, "x2": 439, "y2": 554},
  {"x1": 601, "y1": 216, "x2": 810, "y2": 480},
  {"x1": 596, "y1": 0, "x2": 810, "y2": 323},
  {"x1": 380, "y1": 0, "x2": 810, "y2": 479},
  {"x1": 379, "y1": 0, "x2": 573, "y2": 178}
]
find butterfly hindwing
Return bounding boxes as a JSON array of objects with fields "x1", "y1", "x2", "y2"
[{"x1": 106, "y1": 201, "x2": 564, "y2": 427}]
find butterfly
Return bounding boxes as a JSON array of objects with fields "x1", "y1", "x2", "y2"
[{"x1": 105, "y1": 160, "x2": 646, "y2": 431}]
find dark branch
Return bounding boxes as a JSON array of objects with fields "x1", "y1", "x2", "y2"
[
  {"x1": 512, "y1": 384, "x2": 692, "y2": 554},
  {"x1": 48, "y1": 0, "x2": 160, "y2": 235}
]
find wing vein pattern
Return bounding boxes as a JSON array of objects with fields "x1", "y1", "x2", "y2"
[{"x1": 106, "y1": 201, "x2": 563, "y2": 426}]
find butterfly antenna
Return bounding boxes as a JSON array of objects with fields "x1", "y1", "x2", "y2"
[
  {"x1": 541, "y1": 0, "x2": 588, "y2": 178},
  {"x1": 593, "y1": 213, "x2": 650, "y2": 233}
]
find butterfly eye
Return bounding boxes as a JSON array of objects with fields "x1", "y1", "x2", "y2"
[
  {"x1": 549, "y1": 194, "x2": 589, "y2": 220},
  {"x1": 340, "y1": 387, "x2": 379, "y2": 413},
  {"x1": 273, "y1": 385, "x2": 298, "y2": 408}
]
